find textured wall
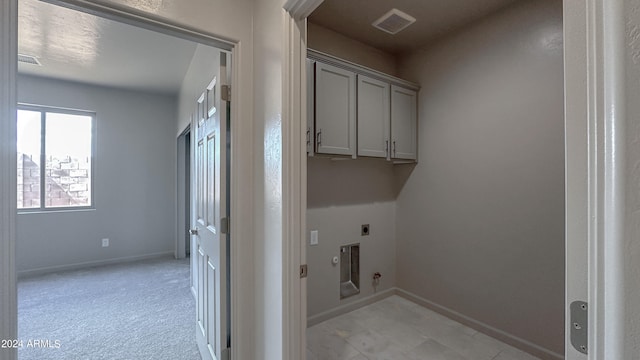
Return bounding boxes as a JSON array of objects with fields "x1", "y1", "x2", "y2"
[
  {"x1": 307, "y1": 199, "x2": 396, "y2": 318},
  {"x1": 253, "y1": 1, "x2": 283, "y2": 358},
  {"x1": 306, "y1": 155, "x2": 403, "y2": 317},
  {"x1": 17, "y1": 75, "x2": 177, "y2": 274},
  {"x1": 308, "y1": 22, "x2": 398, "y2": 76},
  {"x1": 395, "y1": 0, "x2": 564, "y2": 355},
  {"x1": 306, "y1": 19, "x2": 402, "y2": 319}
]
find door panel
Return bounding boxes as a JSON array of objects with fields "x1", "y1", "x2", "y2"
[
  {"x1": 198, "y1": 246, "x2": 206, "y2": 336},
  {"x1": 390, "y1": 85, "x2": 417, "y2": 160},
  {"x1": 314, "y1": 62, "x2": 356, "y2": 156},
  {"x1": 207, "y1": 134, "x2": 216, "y2": 229},
  {"x1": 357, "y1": 75, "x2": 390, "y2": 158},
  {"x1": 197, "y1": 141, "x2": 204, "y2": 224},
  {"x1": 207, "y1": 259, "x2": 217, "y2": 355},
  {"x1": 191, "y1": 50, "x2": 229, "y2": 360}
]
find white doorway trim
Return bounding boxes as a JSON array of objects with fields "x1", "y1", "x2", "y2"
[
  {"x1": 0, "y1": 2, "x2": 254, "y2": 360},
  {"x1": 282, "y1": 14, "x2": 307, "y2": 360},
  {"x1": 282, "y1": 2, "x2": 323, "y2": 359},
  {"x1": 581, "y1": 0, "x2": 628, "y2": 358},
  {"x1": 563, "y1": 1, "x2": 590, "y2": 358},
  {"x1": 566, "y1": 0, "x2": 632, "y2": 358},
  {"x1": 176, "y1": 125, "x2": 191, "y2": 260},
  {"x1": 0, "y1": 1, "x2": 18, "y2": 359}
]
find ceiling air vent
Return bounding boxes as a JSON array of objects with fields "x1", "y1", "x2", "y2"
[
  {"x1": 372, "y1": 8, "x2": 416, "y2": 35},
  {"x1": 18, "y1": 54, "x2": 41, "y2": 66}
]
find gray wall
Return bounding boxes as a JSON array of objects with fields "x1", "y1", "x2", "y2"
[
  {"x1": 176, "y1": 44, "x2": 220, "y2": 136},
  {"x1": 395, "y1": 0, "x2": 564, "y2": 354},
  {"x1": 307, "y1": 157, "x2": 401, "y2": 317},
  {"x1": 308, "y1": 22, "x2": 398, "y2": 76},
  {"x1": 17, "y1": 75, "x2": 177, "y2": 274},
  {"x1": 307, "y1": 201, "x2": 396, "y2": 317},
  {"x1": 306, "y1": 21, "x2": 403, "y2": 319}
]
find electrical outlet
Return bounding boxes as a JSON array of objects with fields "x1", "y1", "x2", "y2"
[{"x1": 102, "y1": 238, "x2": 109, "y2": 247}]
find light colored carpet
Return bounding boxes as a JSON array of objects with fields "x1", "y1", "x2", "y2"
[{"x1": 18, "y1": 257, "x2": 201, "y2": 360}]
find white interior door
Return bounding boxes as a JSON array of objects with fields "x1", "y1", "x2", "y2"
[{"x1": 191, "y1": 52, "x2": 229, "y2": 360}]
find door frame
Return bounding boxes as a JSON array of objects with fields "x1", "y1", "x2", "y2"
[
  {"x1": 177, "y1": 125, "x2": 191, "y2": 260},
  {"x1": 0, "y1": 1, "x2": 254, "y2": 360},
  {"x1": 580, "y1": 0, "x2": 628, "y2": 358},
  {"x1": 282, "y1": 1, "x2": 630, "y2": 359}
]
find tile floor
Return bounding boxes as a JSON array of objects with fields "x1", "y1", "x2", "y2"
[{"x1": 306, "y1": 295, "x2": 541, "y2": 360}]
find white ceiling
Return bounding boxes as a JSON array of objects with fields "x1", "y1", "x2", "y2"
[
  {"x1": 309, "y1": 0, "x2": 523, "y2": 54},
  {"x1": 18, "y1": 0, "x2": 198, "y2": 94}
]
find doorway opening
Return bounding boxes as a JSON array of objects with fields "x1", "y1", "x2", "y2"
[
  {"x1": 16, "y1": 1, "x2": 231, "y2": 359},
  {"x1": 304, "y1": 1, "x2": 565, "y2": 359},
  {"x1": 177, "y1": 126, "x2": 192, "y2": 260}
]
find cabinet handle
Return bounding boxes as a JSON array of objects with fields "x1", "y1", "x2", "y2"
[
  {"x1": 317, "y1": 129, "x2": 322, "y2": 146},
  {"x1": 385, "y1": 140, "x2": 389, "y2": 156},
  {"x1": 306, "y1": 129, "x2": 310, "y2": 144},
  {"x1": 393, "y1": 140, "x2": 396, "y2": 156}
]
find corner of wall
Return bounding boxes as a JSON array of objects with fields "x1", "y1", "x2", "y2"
[{"x1": 307, "y1": 22, "x2": 400, "y2": 76}]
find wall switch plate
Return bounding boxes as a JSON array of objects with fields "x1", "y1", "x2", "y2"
[
  {"x1": 310, "y1": 230, "x2": 318, "y2": 246},
  {"x1": 102, "y1": 238, "x2": 109, "y2": 247},
  {"x1": 361, "y1": 224, "x2": 370, "y2": 236}
]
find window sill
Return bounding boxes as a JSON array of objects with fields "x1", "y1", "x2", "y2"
[{"x1": 17, "y1": 207, "x2": 96, "y2": 215}]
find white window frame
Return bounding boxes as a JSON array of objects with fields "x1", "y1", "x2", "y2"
[{"x1": 17, "y1": 103, "x2": 96, "y2": 212}]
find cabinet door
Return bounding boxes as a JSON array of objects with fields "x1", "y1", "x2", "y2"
[
  {"x1": 391, "y1": 85, "x2": 417, "y2": 160},
  {"x1": 306, "y1": 59, "x2": 315, "y2": 156},
  {"x1": 315, "y1": 62, "x2": 356, "y2": 157},
  {"x1": 357, "y1": 75, "x2": 390, "y2": 158}
]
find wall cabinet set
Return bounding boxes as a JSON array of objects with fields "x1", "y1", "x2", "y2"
[{"x1": 307, "y1": 50, "x2": 419, "y2": 162}]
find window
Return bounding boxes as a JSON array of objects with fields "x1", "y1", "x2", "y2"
[{"x1": 17, "y1": 105, "x2": 95, "y2": 210}]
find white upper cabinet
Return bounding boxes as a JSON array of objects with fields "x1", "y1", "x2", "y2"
[
  {"x1": 308, "y1": 50, "x2": 419, "y2": 162},
  {"x1": 306, "y1": 59, "x2": 315, "y2": 156},
  {"x1": 314, "y1": 62, "x2": 356, "y2": 157},
  {"x1": 391, "y1": 85, "x2": 418, "y2": 160},
  {"x1": 357, "y1": 75, "x2": 390, "y2": 159}
]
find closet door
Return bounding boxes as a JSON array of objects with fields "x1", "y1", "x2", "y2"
[
  {"x1": 357, "y1": 75, "x2": 390, "y2": 158},
  {"x1": 391, "y1": 85, "x2": 418, "y2": 160},
  {"x1": 315, "y1": 62, "x2": 356, "y2": 157}
]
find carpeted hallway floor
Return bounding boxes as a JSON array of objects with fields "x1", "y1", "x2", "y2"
[{"x1": 17, "y1": 256, "x2": 201, "y2": 360}]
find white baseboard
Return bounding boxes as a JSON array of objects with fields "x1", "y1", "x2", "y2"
[
  {"x1": 396, "y1": 288, "x2": 564, "y2": 360},
  {"x1": 307, "y1": 288, "x2": 396, "y2": 327},
  {"x1": 17, "y1": 251, "x2": 175, "y2": 278}
]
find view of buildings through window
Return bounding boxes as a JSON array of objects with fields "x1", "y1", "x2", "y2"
[{"x1": 17, "y1": 106, "x2": 94, "y2": 209}]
